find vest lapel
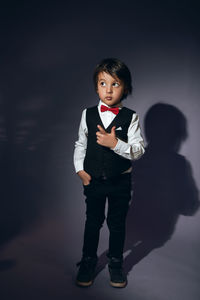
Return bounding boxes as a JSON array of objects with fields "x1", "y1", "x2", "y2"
[{"x1": 94, "y1": 106, "x2": 106, "y2": 129}]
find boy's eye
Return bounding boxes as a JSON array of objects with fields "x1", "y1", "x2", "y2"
[
  {"x1": 100, "y1": 81, "x2": 106, "y2": 86},
  {"x1": 113, "y1": 82, "x2": 120, "y2": 87}
]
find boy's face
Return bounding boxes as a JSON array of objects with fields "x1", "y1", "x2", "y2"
[{"x1": 96, "y1": 72, "x2": 126, "y2": 107}]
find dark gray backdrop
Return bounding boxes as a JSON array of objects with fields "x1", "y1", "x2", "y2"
[{"x1": 0, "y1": 1, "x2": 199, "y2": 299}]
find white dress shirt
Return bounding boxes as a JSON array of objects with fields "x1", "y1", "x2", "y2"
[{"x1": 74, "y1": 100, "x2": 145, "y2": 173}]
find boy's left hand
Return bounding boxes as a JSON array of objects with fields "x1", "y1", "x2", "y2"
[{"x1": 96, "y1": 125, "x2": 118, "y2": 149}]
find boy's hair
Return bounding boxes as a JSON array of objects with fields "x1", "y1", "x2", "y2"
[{"x1": 93, "y1": 58, "x2": 132, "y2": 100}]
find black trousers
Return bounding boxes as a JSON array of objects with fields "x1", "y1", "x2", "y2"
[{"x1": 82, "y1": 173, "x2": 131, "y2": 259}]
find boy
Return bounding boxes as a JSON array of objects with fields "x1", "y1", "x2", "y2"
[{"x1": 74, "y1": 58, "x2": 145, "y2": 288}]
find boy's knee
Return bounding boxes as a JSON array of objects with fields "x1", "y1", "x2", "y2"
[
  {"x1": 106, "y1": 217, "x2": 126, "y2": 232},
  {"x1": 86, "y1": 213, "x2": 105, "y2": 229}
]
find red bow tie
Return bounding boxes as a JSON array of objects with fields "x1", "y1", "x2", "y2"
[{"x1": 100, "y1": 105, "x2": 119, "y2": 115}]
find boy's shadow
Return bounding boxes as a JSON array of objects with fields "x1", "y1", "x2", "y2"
[{"x1": 96, "y1": 103, "x2": 199, "y2": 277}]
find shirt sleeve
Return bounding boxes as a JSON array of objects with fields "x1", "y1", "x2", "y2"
[
  {"x1": 112, "y1": 112, "x2": 145, "y2": 160},
  {"x1": 73, "y1": 109, "x2": 88, "y2": 173}
]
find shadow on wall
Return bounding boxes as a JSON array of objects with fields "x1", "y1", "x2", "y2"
[
  {"x1": 123, "y1": 102, "x2": 199, "y2": 275},
  {"x1": 97, "y1": 103, "x2": 199, "y2": 277}
]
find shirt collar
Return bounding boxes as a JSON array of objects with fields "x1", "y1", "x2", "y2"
[{"x1": 98, "y1": 99, "x2": 123, "y2": 109}]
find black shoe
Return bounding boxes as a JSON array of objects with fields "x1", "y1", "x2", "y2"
[
  {"x1": 108, "y1": 257, "x2": 127, "y2": 288},
  {"x1": 76, "y1": 256, "x2": 97, "y2": 287}
]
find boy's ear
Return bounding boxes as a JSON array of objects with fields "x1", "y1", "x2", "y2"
[
  {"x1": 124, "y1": 88, "x2": 128, "y2": 96},
  {"x1": 121, "y1": 88, "x2": 129, "y2": 101}
]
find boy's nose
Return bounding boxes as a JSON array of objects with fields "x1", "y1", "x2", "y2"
[{"x1": 106, "y1": 85, "x2": 113, "y2": 93}]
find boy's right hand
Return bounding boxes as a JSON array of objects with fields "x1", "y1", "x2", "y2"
[{"x1": 77, "y1": 170, "x2": 92, "y2": 186}]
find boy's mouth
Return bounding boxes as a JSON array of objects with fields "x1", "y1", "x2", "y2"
[{"x1": 105, "y1": 97, "x2": 112, "y2": 100}]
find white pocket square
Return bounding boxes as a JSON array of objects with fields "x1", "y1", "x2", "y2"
[{"x1": 115, "y1": 127, "x2": 122, "y2": 130}]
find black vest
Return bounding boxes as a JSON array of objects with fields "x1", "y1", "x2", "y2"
[{"x1": 84, "y1": 106, "x2": 135, "y2": 178}]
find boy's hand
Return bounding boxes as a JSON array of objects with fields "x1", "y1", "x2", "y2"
[
  {"x1": 77, "y1": 170, "x2": 91, "y2": 186},
  {"x1": 96, "y1": 125, "x2": 118, "y2": 148}
]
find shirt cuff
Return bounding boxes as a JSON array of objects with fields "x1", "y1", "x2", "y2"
[
  {"x1": 74, "y1": 161, "x2": 84, "y2": 173},
  {"x1": 112, "y1": 138, "x2": 145, "y2": 160},
  {"x1": 112, "y1": 138, "x2": 131, "y2": 159}
]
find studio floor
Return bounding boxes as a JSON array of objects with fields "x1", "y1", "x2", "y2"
[{"x1": 0, "y1": 208, "x2": 199, "y2": 300}]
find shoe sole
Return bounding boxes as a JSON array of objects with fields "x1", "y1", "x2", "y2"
[
  {"x1": 110, "y1": 280, "x2": 127, "y2": 288},
  {"x1": 76, "y1": 280, "x2": 93, "y2": 287}
]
